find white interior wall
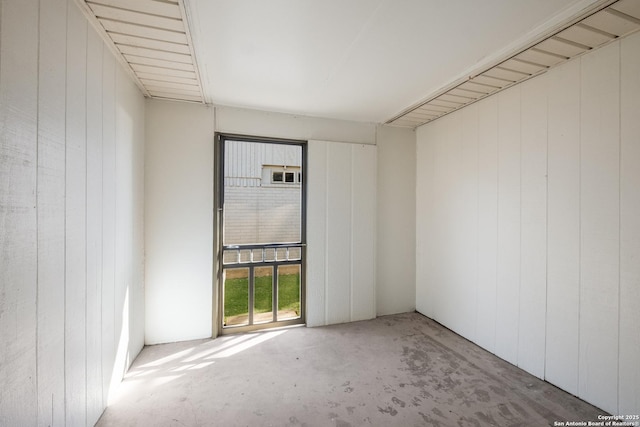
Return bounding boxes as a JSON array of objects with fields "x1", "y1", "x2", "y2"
[
  {"x1": 306, "y1": 141, "x2": 377, "y2": 326},
  {"x1": 218, "y1": 108, "x2": 379, "y2": 327},
  {"x1": 415, "y1": 32, "x2": 640, "y2": 414},
  {"x1": 376, "y1": 125, "x2": 416, "y2": 315},
  {"x1": 144, "y1": 100, "x2": 214, "y2": 344},
  {"x1": 216, "y1": 107, "x2": 381, "y2": 326},
  {"x1": 215, "y1": 105, "x2": 376, "y2": 145},
  {"x1": 0, "y1": 0, "x2": 146, "y2": 425},
  {"x1": 145, "y1": 105, "x2": 402, "y2": 340}
]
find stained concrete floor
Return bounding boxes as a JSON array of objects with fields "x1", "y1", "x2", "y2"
[{"x1": 96, "y1": 312, "x2": 605, "y2": 426}]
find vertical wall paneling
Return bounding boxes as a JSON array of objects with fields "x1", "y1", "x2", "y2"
[
  {"x1": 545, "y1": 58, "x2": 581, "y2": 395},
  {"x1": 375, "y1": 125, "x2": 415, "y2": 316},
  {"x1": 495, "y1": 87, "x2": 521, "y2": 365},
  {"x1": 65, "y1": 3, "x2": 88, "y2": 424},
  {"x1": 415, "y1": 125, "x2": 435, "y2": 318},
  {"x1": 36, "y1": 0, "x2": 67, "y2": 425},
  {"x1": 306, "y1": 142, "x2": 327, "y2": 327},
  {"x1": 579, "y1": 42, "x2": 620, "y2": 414},
  {"x1": 619, "y1": 32, "x2": 640, "y2": 415},
  {"x1": 432, "y1": 114, "x2": 459, "y2": 330},
  {"x1": 350, "y1": 144, "x2": 376, "y2": 321},
  {"x1": 475, "y1": 96, "x2": 499, "y2": 353},
  {"x1": 416, "y1": 33, "x2": 640, "y2": 414},
  {"x1": 114, "y1": 66, "x2": 133, "y2": 380},
  {"x1": 518, "y1": 75, "x2": 548, "y2": 379},
  {"x1": 0, "y1": 0, "x2": 39, "y2": 425},
  {"x1": 326, "y1": 142, "x2": 352, "y2": 324},
  {"x1": 143, "y1": 100, "x2": 212, "y2": 345},
  {"x1": 1, "y1": 0, "x2": 146, "y2": 423},
  {"x1": 130, "y1": 74, "x2": 145, "y2": 357},
  {"x1": 85, "y1": 28, "x2": 104, "y2": 424},
  {"x1": 305, "y1": 140, "x2": 376, "y2": 327},
  {"x1": 460, "y1": 104, "x2": 479, "y2": 341},
  {"x1": 101, "y1": 47, "x2": 117, "y2": 403}
]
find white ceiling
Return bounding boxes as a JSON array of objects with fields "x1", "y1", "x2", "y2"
[{"x1": 186, "y1": 0, "x2": 606, "y2": 123}]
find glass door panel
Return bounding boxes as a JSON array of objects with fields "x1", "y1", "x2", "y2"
[{"x1": 217, "y1": 135, "x2": 306, "y2": 334}]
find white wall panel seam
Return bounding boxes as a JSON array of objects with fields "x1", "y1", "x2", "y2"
[
  {"x1": 616, "y1": 40, "x2": 622, "y2": 413},
  {"x1": 517, "y1": 87, "x2": 523, "y2": 367},
  {"x1": 63, "y1": 0, "x2": 69, "y2": 421},
  {"x1": 494, "y1": 101, "x2": 499, "y2": 353},
  {"x1": 99, "y1": 36, "x2": 106, "y2": 411},
  {"x1": 350, "y1": 145, "x2": 354, "y2": 321},
  {"x1": 35, "y1": 0, "x2": 41, "y2": 421},
  {"x1": 543, "y1": 78, "x2": 550, "y2": 379},
  {"x1": 577, "y1": 55, "x2": 583, "y2": 397},
  {"x1": 84, "y1": 16, "x2": 89, "y2": 425},
  {"x1": 472, "y1": 113, "x2": 476, "y2": 340},
  {"x1": 324, "y1": 144, "x2": 329, "y2": 324}
]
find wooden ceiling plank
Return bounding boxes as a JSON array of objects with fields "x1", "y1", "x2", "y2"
[
  {"x1": 500, "y1": 58, "x2": 546, "y2": 75},
  {"x1": 149, "y1": 92, "x2": 203, "y2": 102},
  {"x1": 516, "y1": 49, "x2": 565, "y2": 67},
  {"x1": 484, "y1": 67, "x2": 529, "y2": 82},
  {"x1": 101, "y1": 20, "x2": 187, "y2": 44},
  {"x1": 610, "y1": 0, "x2": 640, "y2": 20},
  {"x1": 425, "y1": 101, "x2": 457, "y2": 111},
  {"x1": 141, "y1": 80, "x2": 201, "y2": 91},
  {"x1": 471, "y1": 74, "x2": 510, "y2": 87},
  {"x1": 135, "y1": 72, "x2": 199, "y2": 86},
  {"x1": 438, "y1": 93, "x2": 473, "y2": 104},
  {"x1": 419, "y1": 103, "x2": 452, "y2": 113},
  {"x1": 431, "y1": 98, "x2": 463, "y2": 108},
  {"x1": 145, "y1": 85, "x2": 202, "y2": 96},
  {"x1": 124, "y1": 54, "x2": 195, "y2": 71},
  {"x1": 458, "y1": 81, "x2": 494, "y2": 94},
  {"x1": 130, "y1": 63, "x2": 196, "y2": 79},
  {"x1": 118, "y1": 44, "x2": 192, "y2": 63},
  {"x1": 557, "y1": 24, "x2": 614, "y2": 48},
  {"x1": 537, "y1": 37, "x2": 589, "y2": 57},
  {"x1": 88, "y1": 3, "x2": 184, "y2": 32},
  {"x1": 404, "y1": 110, "x2": 439, "y2": 119},
  {"x1": 88, "y1": 0, "x2": 182, "y2": 19},
  {"x1": 110, "y1": 33, "x2": 190, "y2": 54},
  {"x1": 581, "y1": 9, "x2": 640, "y2": 37},
  {"x1": 476, "y1": 72, "x2": 515, "y2": 84},
  {"x1": 448, "y1": 88, "x2": 482, "y2": 99}
]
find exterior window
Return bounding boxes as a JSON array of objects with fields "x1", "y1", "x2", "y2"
[{"x1": 265, "y1": 165, "x2": 301, "y2": 185}]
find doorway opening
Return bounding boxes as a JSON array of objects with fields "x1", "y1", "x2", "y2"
[{"x1": 216, "y1": 134, "x2": 306, "y2": 334}]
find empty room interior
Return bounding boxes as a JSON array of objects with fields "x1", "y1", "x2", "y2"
[{"x1": 1, "y1": 0, "x2": 640, "y2": 425}]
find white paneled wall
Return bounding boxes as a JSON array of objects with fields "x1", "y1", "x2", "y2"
[
  {"x1": 546, "y1": 57, "x2": 581, "y2": 397},
  {"x1": 144, "y1": 100, "x2": 214, "y2": 345},
  {"x1": 619, "y1": 32, "x2": 640, "y2": 416},
  {"x1": 0, "y1": 0, "x2": 146, "y2": 425},
  {"x1": 376, "y1": 125, "x2": 416, "y2": 316},
  {"x1": 475, "y1": 95, "x2": 499, "y2": 354},
  {"x1": 416, "y1": 32, "x2": 640, "y2": 414},
  {"x1": 578, "y1": 41, "x2": 620, "y2": 412},
  {"x1": 307, "y1": 141, "x2": 376, "y2": 327}
]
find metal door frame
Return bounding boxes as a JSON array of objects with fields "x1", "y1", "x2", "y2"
[{"x1": 214, "y1": 133, "x2": 307, "y2": 335}]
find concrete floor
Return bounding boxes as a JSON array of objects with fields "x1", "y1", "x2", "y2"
[{"x1": 97, "y1": 312, "x2": 605, "y2": 426}]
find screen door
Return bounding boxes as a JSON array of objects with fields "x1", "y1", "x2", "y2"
[{"x1": 216, "y1": 134, "x2": 306, "y2": 334}]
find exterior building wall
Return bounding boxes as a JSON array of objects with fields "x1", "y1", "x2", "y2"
[
  {"x1": 224, "y1": 185, "x2": 301, "y2": 244},
  {"x1": 223, "y1": 140, "x2": 302, "y2": 246}
]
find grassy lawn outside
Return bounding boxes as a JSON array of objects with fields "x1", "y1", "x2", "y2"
[{"x1": 224, "y1": 273, "x2": 300, "y2": 319}]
